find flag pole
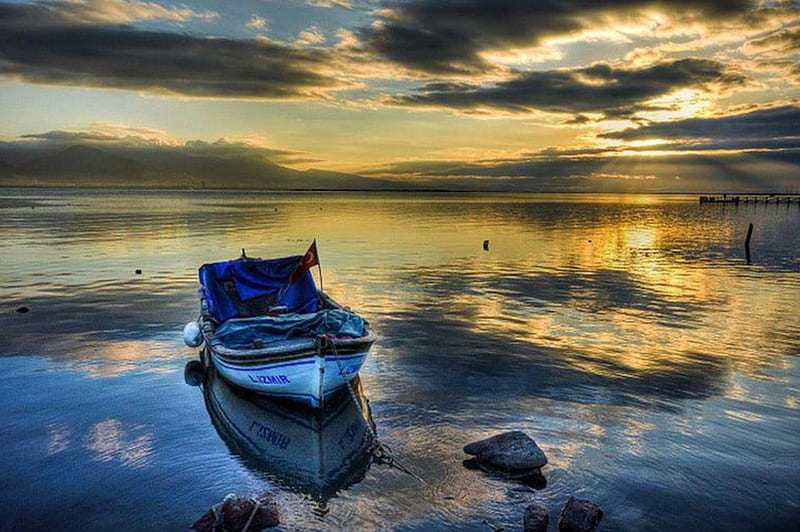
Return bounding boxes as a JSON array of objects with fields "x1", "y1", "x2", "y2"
[{"x1": 316, "y1": 240, "x2": 324, "y2": 292}]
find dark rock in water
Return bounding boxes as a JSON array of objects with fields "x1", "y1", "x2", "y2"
[
  {"x1": 135, "y1": 269, "x2": 142, "y2": 275},
  {"x1": 523, "y1": 502, "x2": 550, "y2": 532},
  {"x1": 463, "y1": 458, "x2": 547, "y2": 489},
  {"x1": 464, "y1": 431, "x2": 548, "y2": 472},
  {"x1": 558, "y1": 496, "x2": 603, "y2": 532},
  {"x1": 191, "y1": 492, "x2": 280, "y2": 531},
  {"x1": 16, "y1": 306, "x2": 30, "y2": 313}
]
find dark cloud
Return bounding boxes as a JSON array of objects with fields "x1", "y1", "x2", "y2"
[
  {"x1": 0, "y1": 2, "x2": 344, "y2": 99},
  {"x1": 12, "y1": 129, "x2": 303, "y2": 162},
  {"x1": 365, "y1": 147, "x2": 800, "y2": 192},
  {"x1": 390, "y1": 58, "x2": 748, "y2": 118},
  {"x1": 602, "y1": 104, "x2": 800, "y2": 148},
  {"x1": 362, "y1": 0, "x2": 767, "y2": 75}
]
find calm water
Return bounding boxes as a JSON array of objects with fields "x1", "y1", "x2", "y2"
[{"x1": 1, "y1": 189, "x2": 798, "y2": 531}]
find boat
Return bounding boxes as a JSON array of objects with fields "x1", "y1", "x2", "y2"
[
  {"x1": 185, "y1": 242, "x2": 377, "y2": 408},
  {"x1": 189, "y1": 362, "x2": 376, "y2": 501}
]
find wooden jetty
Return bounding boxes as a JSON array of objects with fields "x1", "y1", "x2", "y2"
[{"x1": 699, "y1": 194, "x2": 800, "y2": 205}]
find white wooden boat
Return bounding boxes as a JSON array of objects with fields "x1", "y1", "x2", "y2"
[{"x1": 186, "y1": 246, "x2": 376, "y2": 408}]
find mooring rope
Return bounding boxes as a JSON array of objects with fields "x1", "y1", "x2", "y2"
[
  {"x1": 318, "y1": 334, "x2": 426, "y2": 485},
  {"x1": 240, "y1": 498, "x2": 261, "y2": 532}
]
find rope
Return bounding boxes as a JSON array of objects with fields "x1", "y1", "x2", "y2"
[
  {"x1": 317, "y1": 334, "x2": 426, "y2": 485},
  {"x1": 240, "y1": 498, "x2": 261, "y2": 532}
]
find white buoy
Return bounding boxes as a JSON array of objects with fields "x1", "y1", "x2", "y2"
[{"x1": 183, "y1": 321, "x2": 203, "y2": 348}]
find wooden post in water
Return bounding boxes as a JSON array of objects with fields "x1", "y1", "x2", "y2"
[{"x1": 745, "y1": 223, "x2": 754, "y2": 264}]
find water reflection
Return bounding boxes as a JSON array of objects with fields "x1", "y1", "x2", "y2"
[
  {"x1": 189, "y1": 362, "x2": 375, "y2": 502},
  {"x1": 1, "y1": 190, "x2": 799, "y2": 531}
]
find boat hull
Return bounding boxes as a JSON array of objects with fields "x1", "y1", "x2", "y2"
[{"x1": 206, "y1": 347, "x2": 369, "y2": 408}]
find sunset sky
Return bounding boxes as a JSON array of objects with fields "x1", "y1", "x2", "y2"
[{"x1": 1, "y1": 0, "x2": 799, "y2": 191}]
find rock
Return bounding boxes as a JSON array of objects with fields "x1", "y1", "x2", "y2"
[
  {"x1": 464, "y1": 431, "x2": 548, "y2": 472},
  {"x1": 463, "y1": 458, "x2": 547, "y2": 489},
  {"x1": 523, "y1": 502, "x2": 550, "y2": 532},
  {"x1": 191, "y1": 492, "x2": 280, "y2": 532},
  {"x1": 16, "y1": 306, "x2": 30, "y2": 313},
  {"x1": 558, "y1": 497, "x2": 603, "y2": 532}
]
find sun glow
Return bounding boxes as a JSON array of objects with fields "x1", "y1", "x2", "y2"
[
  {"x1": 626, "y1": 138, "x2": 670, "y2": 148},
  {"x1": 638, "y1": 89, "x2": 715, "y2": 122}
]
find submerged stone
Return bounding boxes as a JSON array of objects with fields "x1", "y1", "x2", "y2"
[
  {"x1": 523, "y1": 502, "x2": 550, "y2": 532},
  {"x1": 463, "y1": 458, "x2": 547, "y2": 489},
  {"x1": 558, "y1": 496, "x2": 603, "y2": 532},
  {"x1": 16, "y1": 306, "x2": 30, "y2": 313},
  {"x1": 191, "y1": 492, "x2": 280, "y2": 532},
  {"x1": 463, "y1": 431, "x2": 548, "y2": 472}
]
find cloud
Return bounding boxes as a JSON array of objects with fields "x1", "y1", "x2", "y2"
[
  {"x1": 306, "y1": 0, "x2": 352, "y2": 8},
  {"x1": 742, "y1": 26, "x2": 800, "y2": 57},
  {"x1": 359, "y1": 0, "x2": 787, "y2": 75},
  {"x1": 11, "y1": 125, "x2": 306, "y2": 161},
  {"x1": 389, "y1": 58, "x2": 749, "y2": 118},
  {"x1": 742, "y1": 26, "x2": 800, "y2": 83},
  {"x1": 601, "y1": 104, "x2": 800, "y2": 150},
  {"x1": 0, "y1": 2, "x2": 347, "y2": 99},
  {"x1": 361, "y1": 104, "x2": 800, "y2": 190},
  {"x1": 18, "y1": 123, "x2": 174, "y2": 146},
  {"x1": 0, "y1": 0, "x2": 217, "y2": 26},
  {"x1": 363, "y1": 148, "x2": 800, "y2": 192},
  {"x1": 245, "y1": 14, "x2": 267, "y2": 31},
  {"x1": 295, "y1": 25, "x2": 326, "y2": 46}
]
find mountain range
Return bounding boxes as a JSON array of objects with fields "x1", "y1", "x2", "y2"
[{"x1": 0, "y1": 145, "x2": 410, "y2": 190}]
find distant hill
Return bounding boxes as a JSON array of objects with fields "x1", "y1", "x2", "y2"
[
  {"x1": 0, "y1": 145, "x2": 412, "y2": 190},
  {"x1": 0, "y1": 159, "x2": 13, "y2": 176},
  {"x1": 18, "y1": 146, "x2": 148, "y2": 182}
]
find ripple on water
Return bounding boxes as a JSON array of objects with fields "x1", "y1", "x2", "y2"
[{"x1": 0, "y1": 191, "x2": 798, "y2": 531}]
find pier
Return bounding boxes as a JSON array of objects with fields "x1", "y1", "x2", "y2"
[{"x1": 699, "y1": 194, "x2": 800, "y2": 205}]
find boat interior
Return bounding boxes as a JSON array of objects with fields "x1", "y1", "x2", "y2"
[{"x1": 198, "y1": 256, "x2": 371, "y2": 353}]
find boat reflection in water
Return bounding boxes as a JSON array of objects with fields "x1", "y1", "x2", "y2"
[{"x1": 186, "y1": 360, "x2": 375, "y2": 502}]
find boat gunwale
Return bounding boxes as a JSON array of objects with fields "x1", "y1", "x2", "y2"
[{"x1": 198, "y1": 288, "x2": 377, "y2": 361}]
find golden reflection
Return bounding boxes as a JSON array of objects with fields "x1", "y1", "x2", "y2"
[
  {"x1": 2, "y1": 192, "x2": 797, "y2": 399},
  {"x1": 358, "y1": 207, "x2": 800, "y2": 382},
  {"x1": 624, "y1": 228, "x2": 657, "y2": 249},
  {"x1": 83, "y1": 418, "x2": 154, "y2": 468},
  {"x1": 65, "y1": 339, "x2": 177, "y2": 377}
]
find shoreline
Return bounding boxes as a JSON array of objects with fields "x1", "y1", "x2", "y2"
[{"x1": 2, "y1": 185, "x2": 798, "y2": 195}]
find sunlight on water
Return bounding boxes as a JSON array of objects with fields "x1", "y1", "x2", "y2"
[{"x1": 0, "y1": 189, "x2": 798, "y2": 531}]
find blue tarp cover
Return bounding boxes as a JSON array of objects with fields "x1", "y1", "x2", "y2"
[
  {"x1": 212, "y1": 309, "x2": 366, "y2": 349},
  {"x1": 199, "y1": 256, "x2": 319, "y2": 322}
]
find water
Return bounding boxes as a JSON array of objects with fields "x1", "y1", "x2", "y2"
[{"x1": 1, "y1": 189, "x2": 798, "y2": 531}]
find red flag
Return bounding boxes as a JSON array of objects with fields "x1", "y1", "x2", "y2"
[{"x1": 288, "y1": 240, "x2": 319, "y2": 283}]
